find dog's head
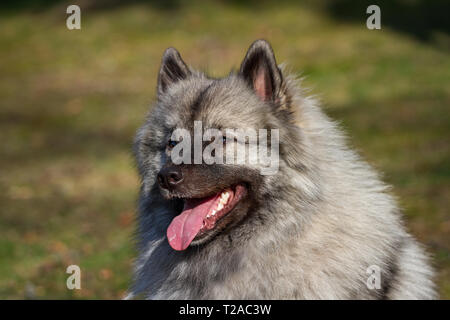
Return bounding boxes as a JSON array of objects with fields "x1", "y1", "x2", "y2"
[{"x1": 135, "y1": 40, "x2": 306, "y2": 251}]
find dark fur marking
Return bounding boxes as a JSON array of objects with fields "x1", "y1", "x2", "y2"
[
  {"x1": 381, "y1": 239, "x2": 403, "y2": 299},
  {"x1": 190, "y1": 83, "x2": 213, "y2": 123}
]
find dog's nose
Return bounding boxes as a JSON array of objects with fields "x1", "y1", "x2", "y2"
[{"x1": 157, "y1": 167, "x2": 183, "y2": 190}]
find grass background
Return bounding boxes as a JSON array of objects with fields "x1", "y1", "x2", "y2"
[{"x1": 0, "y1": 0, "x2": 448, "y2": 299}]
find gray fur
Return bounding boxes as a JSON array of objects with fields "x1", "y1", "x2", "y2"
[{"x1": 129, "y1": 40, "x2": 436, "y2": 299}]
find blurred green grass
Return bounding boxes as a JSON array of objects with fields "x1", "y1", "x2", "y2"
[{"x1": 0, "y1": 0, "x2": 448, "y2": 299}]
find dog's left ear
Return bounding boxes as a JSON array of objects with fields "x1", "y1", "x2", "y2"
[{"x1": 240, "y1": 40, "x2": 283, "y2": 103}]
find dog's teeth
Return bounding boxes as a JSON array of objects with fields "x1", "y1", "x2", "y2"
[
  {"x1": 211, "y1": 190, "x2": 230, "y2": 215},
  {"x1": 219, "y1": 191, "x2": 230, "y2": 204},
  {"x1": 206, "y1": 209, "x2": 217, "y2": 218}
]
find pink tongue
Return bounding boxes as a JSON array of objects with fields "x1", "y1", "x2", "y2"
[{"x1": 167, "y1": 195, "x2": 218, "y2": 251}]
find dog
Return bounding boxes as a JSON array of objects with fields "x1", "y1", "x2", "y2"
[{"x1": 128, "y1": 40, "x2": 436, "y2": 299}]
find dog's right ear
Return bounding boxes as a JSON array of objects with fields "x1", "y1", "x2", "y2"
[{"x1": 157, "y1": 47, "x2": 191, "y2": 95}]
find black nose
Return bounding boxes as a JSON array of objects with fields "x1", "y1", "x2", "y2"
[{"x1": 157, "y1": 166, "x2": 183, "y2": 190}]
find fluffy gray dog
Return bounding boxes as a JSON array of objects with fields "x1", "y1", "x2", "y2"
[{"x1": 128, "y1": 40, "x2": 436, "y2": 299}]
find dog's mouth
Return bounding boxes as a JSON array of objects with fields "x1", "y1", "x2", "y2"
[{"x1": 166, "y1": 184, "x2": 247, "y2": 251}]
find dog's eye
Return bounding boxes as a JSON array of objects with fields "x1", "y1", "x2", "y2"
[{"x1": 167, "y1": 140, "x2": 178, "y2": 149}]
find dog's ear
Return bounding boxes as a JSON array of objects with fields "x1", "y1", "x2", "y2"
[
  {"x1": 240, "y1": 40, "x2": 283, "y2": 102},
  {"x1": 158, "y1": 47, "x2": 191, "y2": 95}
]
